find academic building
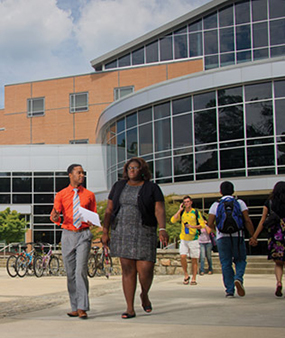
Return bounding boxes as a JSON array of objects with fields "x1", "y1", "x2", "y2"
[{"x1": 0, "y1": 0, "x2": 284, "y2": 254}]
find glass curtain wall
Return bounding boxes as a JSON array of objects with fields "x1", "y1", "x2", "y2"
[
  {"x1": 101, "y1": 0, "x2": 285, "y2": 71},
  {"x1": 104, "y1": 78, "x2": 285, "y2": 188}
]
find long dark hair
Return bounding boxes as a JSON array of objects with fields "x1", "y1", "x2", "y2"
[
  {"x1": 270, "y1": 181, "x2": 285, "y2": 214},
  {"x1": 122, "y1": 157, "x2": 151, "y2": 181}
]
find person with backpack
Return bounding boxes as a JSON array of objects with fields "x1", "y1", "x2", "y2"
[
  {"x1": 207, "y1": 181, "x2": 254, "y2": 298},
  {"x1": 171, "y1": 195, "x2": 206, "y2": 285}
]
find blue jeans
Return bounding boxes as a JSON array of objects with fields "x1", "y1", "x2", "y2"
[
  {"x1": 199, "y1": 243, "x2": 213, "y2": 273},
  {"x1": 217, "y1": 236, "x2": 247, "y2": 295}
]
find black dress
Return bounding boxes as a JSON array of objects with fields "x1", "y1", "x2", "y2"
[
  {"x1": 110, "y1": 184, "x2": 157, "y2": 263},
  {"x1": 265, "y1": 200, "x2": 285, "y2": 261}
]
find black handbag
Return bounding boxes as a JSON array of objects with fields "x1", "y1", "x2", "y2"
[{"x1": 263, "y1": 201, "x2": 280, "y2": 229}]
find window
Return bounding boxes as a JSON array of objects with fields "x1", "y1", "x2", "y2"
[
  {"x1": 70, "y1": 92, "x2": 88, "y2": 113},
  {"x1": 114, "y1": 86, "x2": 134, "y2": 101},
  {"x1": 27, "y1": 97, "x2": 45, "y2": 117}
]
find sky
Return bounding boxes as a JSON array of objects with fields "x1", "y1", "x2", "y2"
[{"x1": 0, "y1": 0, "x2": 211, "y2": 109}]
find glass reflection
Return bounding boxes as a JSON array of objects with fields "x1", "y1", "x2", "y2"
[
  {"x1": 252, "y1": 0, "x2": 267, "y2": 22},
  {"x1": 13, "y1": 178, "x2": 31, "y2": 192},
  {"x1": 247, "y1": 145, "x2": 275, "y2": 167},
  {"x1": 194, "y1": 91, "x2": 216, "y2": 110},
  {"x1": 253, "y1": 22, "x2": 268, "y2": 48},
  {"x1": 146, "y1": 41, "x2": 158, "y2": 63},
  {"x1": 127, "y1": 128, "x2": 138, "y2": 158},
  {"x1": 219, "y1": 5, "x2": 233, "y2": 27},
  {"x1": 154, "y1": 102, "x2": 170, "y2": 119},
  {"x1": 194, "y1": 109, "x2": 217, "y2": 145},
  {"x1": 275, "y1": 99, "x2": 285, "y2": 140},
  {"x1": 218, "y1": 87, "x2": 242, "y2": 105},
  {"x1": 117, "y1": 132, "x2": 126, "y2": 163},
  {"x1": 160, "y1": 36, "x2": 173, "y2": 61},
  {"x1": 132, "y1": 47, "x2": 144, "y2": 65},
  {"x1": 155, "y1": 158, "x2": 172, "y2": 179},
  {"x1": 236, "y1": 25, "x2": 251, "y2": 50},
  {"x1": 189, "y1": 32, "x2": 202, "y2": 57},
  {"x1": 219, "y1": 27, "x2": 234, "y2": 52},
  {"x1": 118, "y1": 54, "x2": 130, "y2": 67},
  {"x1": 274, "y1": 80, "x2": 285, "y2": 98},
  {"x1": 174, "y1": 155, "x2": 193, "y2": 175},
  {"x1": 219, "y1": 105, "x2": 244, "y2": 141},
  {"x1": 0, "y1": 178, "x2": 10, "y2": 192},
  {"x1": 270, "y1": 19, "x2": 285, "y2": 46},
  {"x1": 172, "y1": 96, "x2": 191, "y2": 115},
  {"x1": 235, "y1": 1, "x2": 250, "y2": 24},
  {"x1": 173, "y1": 114, "x2": 193, "y2": 148},
  {"x1": 246, "y1": 101, "x2": 273, "y2": 138},
  {"x1": 204, "y1": 12, "x2": 217, "y2": 29},
  {"x1": 251, "y1": 82, "x2": 270, "y2": 99},
  {"x1": 220, "y1": 148, "x2": 245, "y2": 170},
  {"x1": 34, "y1": 177, "x2": 54, "y2": 192},
  {"x1": 204, "y1": 30, "x2": 218, "y2": 55},
  {"x1": 138, "y1": 107, "x2": 152, "y2": 124},
  {"x1": 139, "y1": 124, "x2": 153, "y2": 155},
  {"x1": 154, "y1": 119, "x2": 171, "y2": 152},
  {"x1": 195, "y1": 151, "x2": 218, "y2": 173},
  {"x1": 174, "y1": 34, "x2": 188, "y2": 59}
]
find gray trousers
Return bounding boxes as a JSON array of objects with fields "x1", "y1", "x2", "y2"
[{"x1": 61, "y1": 228, "x2": 92, "y2": 311}]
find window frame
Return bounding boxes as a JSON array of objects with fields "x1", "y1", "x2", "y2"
[
  {"x1": 70, "y1": 92, "x2": 89, "y2": 113},
  {"x1": 27, "y1": 97, "x2": 45, "y2": 117},
  {"x1": 114, "y1": 86, "x2": 134, "y2": 101}
]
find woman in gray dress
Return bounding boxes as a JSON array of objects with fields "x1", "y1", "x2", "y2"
[{"x1": 102, "y1": 157, "x2": 168, "y2": 319}]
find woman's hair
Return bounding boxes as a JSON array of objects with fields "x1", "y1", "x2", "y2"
[
  {"x1": 122, "y1": 157, "x2": 152, "y2": 181},
  {"x1": 270, "y1": 181, "x2": 285, "y2": 213}
]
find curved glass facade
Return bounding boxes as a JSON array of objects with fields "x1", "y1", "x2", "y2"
[
  {"x1": 104, "y1": 78, "x2": 285, "y2": 188},
  {"x1": 95, "y1": 0, "x2": 285, "y2": 72}
]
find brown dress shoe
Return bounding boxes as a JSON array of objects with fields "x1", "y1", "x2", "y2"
[
  {"x1": 78, "y1": 309, "x2": 88, "y2": 319},
  {"x1": 67, "y1": 311, "x2": 79, "y2": 317}
]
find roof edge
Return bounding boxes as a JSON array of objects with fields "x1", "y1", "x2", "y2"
[{"x1": 90, "y1": 0, "x2": 226, "y2": 69}]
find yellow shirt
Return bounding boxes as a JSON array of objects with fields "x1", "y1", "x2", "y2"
[{"x1": 171, "y1": 208, "x2": 206, "y2": 241}]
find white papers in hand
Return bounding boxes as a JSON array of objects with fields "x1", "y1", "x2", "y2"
[{"x1": 79, "y1": 206, "x2": 101, "y2": 227}]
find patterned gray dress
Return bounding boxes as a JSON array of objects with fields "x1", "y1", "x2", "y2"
[{"x1": 110, "y1": 184, "x2": 158, "y2": 262}]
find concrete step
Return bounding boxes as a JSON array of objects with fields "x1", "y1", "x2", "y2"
[
  {"x1": 210, "y1": 255, "x2": 274, "y2": 274},
  {"x1": 0, "y1": 254, "x2": 275, "y2": 274}
]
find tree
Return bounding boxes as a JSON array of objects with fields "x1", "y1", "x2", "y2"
[
  {"x1": 89, "y1": 200, "x2": 107, "y2": 241},
  {"x1": 164, "y1": 195, "x2": 181, "y2": 245},
  {"x1": 0, "y1": 208, "x2": 27, "y2": 244}
]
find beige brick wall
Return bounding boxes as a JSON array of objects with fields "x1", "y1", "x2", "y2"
[{"x1": 0, "y1": 59, "x2": 203, "y2": 145}]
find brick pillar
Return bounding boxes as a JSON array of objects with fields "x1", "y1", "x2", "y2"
[{"x1": 25, "y1": 229, "x2": 33, "y2": 252}]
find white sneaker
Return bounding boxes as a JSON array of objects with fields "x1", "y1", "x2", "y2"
[{"x1": 234, "y1": 279, "x2": 245, "y2": 297}]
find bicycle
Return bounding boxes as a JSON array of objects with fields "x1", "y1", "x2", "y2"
[
  {"x1": 87, "y1": 242, "x2": 113, "y2": 278},
  {"x1": 15, "y1": 242, "x2": 41, "y2": 278},
  {"x1": 33, "y1": 243, "x2": 60, "y2": 277},
  {"x1": 6, "y1": 243, "x2": 25, "y2": 278}
]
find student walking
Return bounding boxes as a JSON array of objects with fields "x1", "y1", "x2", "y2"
[{"x1": 208, "y1": 181, "x2": 254, "y2": 298}]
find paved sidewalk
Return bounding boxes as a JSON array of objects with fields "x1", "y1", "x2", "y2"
[{"x1": 0, "y1": 267, "x2": 284, "y2": 338}]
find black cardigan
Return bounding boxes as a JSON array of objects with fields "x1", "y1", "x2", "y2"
[{"x1": 108, "y1": 180, "x2": 164, "y2": 228}]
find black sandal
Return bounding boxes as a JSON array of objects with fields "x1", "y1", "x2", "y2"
[
  {"x1": 183, "y1": 276, "x2": 190, "y2": 285},
  {"x1": 143, "y1": 304, "x2": 152, "y2": 313},
  {"x1": 121, "y1": 312, "x2": 136, "y2": 319}
]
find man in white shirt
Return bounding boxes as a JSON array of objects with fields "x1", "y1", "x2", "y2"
[{"x1": 208, "y1": 181, "x2": 254, "y2": 298}]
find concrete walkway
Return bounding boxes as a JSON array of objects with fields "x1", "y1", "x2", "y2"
[{"x1": 0, "y1": 267, "x2": 284, "y2": 338}]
